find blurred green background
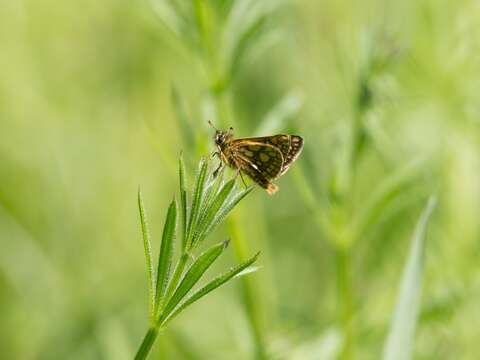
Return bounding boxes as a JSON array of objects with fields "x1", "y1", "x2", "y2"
[{"x1": 1, "y1": 0, "x2": 480, "y2": 359}]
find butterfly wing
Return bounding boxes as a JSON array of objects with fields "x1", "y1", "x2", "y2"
[
  {"x1": 229, "y1": 141, "x2": 284, "y2": 194},
  {"x1": 279, "y1": 135, "x2": 304, "y2": 175},
  {"x1": 231, "y1": 135, "x2": 304, "y2": 176}
]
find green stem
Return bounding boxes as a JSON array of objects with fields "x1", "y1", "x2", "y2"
[
  {"x1": 228, "y1": 214, "x2": 267, "y2": 360},
  {"x1": 134, "y1": 327, "x2": 159, "y2": 360},
  {"x1": 336, "y1": 247, "x2": 354, "y2": 360}
]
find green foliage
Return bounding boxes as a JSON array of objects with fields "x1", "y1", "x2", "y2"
[
  {"x1": 135, "y1": 157, "x2": 258, "y2": 359},
  {"x1": 383, "y1": 197, "x2": 437, "y2": 360}
]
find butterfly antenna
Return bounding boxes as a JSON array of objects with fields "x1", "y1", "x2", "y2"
[{"x1": 208, "y1": 120, "x2": 218, "y2": 131}]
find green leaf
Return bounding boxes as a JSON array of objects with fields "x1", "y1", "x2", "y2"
[
  {"x1": 137, "y1": 189, "x2": 156, "y2": 324},
  {"x1": 155, "y1": 198, "x2": 178, "y2": 311},
  {"x1": 185, "y1": 157, "x2": 209, "y2": 250},
  {"x1": 161, "y1": 251, "x2": 260, "y2": 327},
  {"x1": 383, "y1": 196, "x2": 436, "y2": 360},
  {"x1": 191, "y1": 178, "x2": 236, "y2": 248},
  {"x1": 179, "y1": 154, "x2": 188, "y2": 251},
  {"x1": 196, "y1": 173, "x2": 221, "y2": 225},
  {"x1": 201, "y1": 184, "x2": 254, "y2": 241},
  {"x1": 160, "y1": 241, "x2": 228, "y2": 321}
]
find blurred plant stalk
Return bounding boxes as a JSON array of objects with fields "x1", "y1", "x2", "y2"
[{"x1": 292, "y1": 33, "x2": 405, "y2": 360}]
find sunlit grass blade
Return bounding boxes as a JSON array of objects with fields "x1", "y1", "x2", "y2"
[
  {"x1": 137, "y1": 189, "x2": 156, "y2": 324},
  {"x1": 201, "y1": 185, "x2": 254, "y2": 241},
  {"x1": 161, "y1": 251, "x2": 260, "y2": 327},
  {"x1": 191, "y1": 178, "x2": 236, "y2": 248},
  {"x1": 155, "y1": 198, "x2": 177, "y2": 311},
  {"x1": 186, "y1": 157, "x2": 209, "y2": 250},
  {"x1": 160, "y1": 241, "x2": 229, "y2": 321},
  {"x1": 179, "y1": 154, "x2": 188, "y2": 251},
  {"x1": 383, "y1": 196, "x2": 437, "y2": 360}
]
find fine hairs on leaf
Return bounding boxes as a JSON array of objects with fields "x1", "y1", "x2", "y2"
[
  {"x1": 185, "y1": 157, "x2": 209, "y2": 250},
  {"x1": 137, "y1": 189, "x2": 156, "y2": 324},
  {"x1": 154, "y1": 199, "x2": 177, "y2": 311},
  {"x1": 161, "y1": 251, "x2": 260, "y2": 327},
  {"x1": 134, "y1": 156, "x2": 259, "y2": 360},
  {"x1": 159, "y1": 240, "x2": 228, "y2": 322}
]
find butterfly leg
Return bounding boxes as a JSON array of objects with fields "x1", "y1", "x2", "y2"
[
  {"x1": 213, "y1": 161, "x2": 224, "y2": 179},
  {"x1": 234, "y1": 168, "x2": 248, "y2": 188}
]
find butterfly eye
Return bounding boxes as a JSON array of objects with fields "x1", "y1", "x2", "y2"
[{"x1": 214, "y1": 131, "x2": 224, "y2": 144}]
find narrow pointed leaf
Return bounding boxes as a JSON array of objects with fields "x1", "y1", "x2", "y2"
[
  {"x1": 161, "y1": 251, "x2": 260, "y2": 327},
  {"x1": 155, "y1": 199, "x2": 177, "y2": 310},
  {"x1": 138, "y1": 189, "x2": 156, "y2": 323},
  {"x1": 186, "y1": 157, "x2": 209, "y2": 250},
  {"x1": 179, "y1": 154, "x2": 188, "y2": 251},
  {"x1": 197, "y1": 174, "x2": 220, "y2": 225},
  {"x1": 383, "y1": 196, "x2": 436, "y2": 360},
  {"x1": 191, "y1": 178, "x2": 236, "y2": 248},
  {"x1": 160, "y1": 241, "x2": 228, "y2": 320},
  {"x1": 202, "y1": 184, "x2": 254, "y2": 240}
]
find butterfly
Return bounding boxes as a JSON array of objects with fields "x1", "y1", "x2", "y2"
[{"x1": 210, "y1": 122, "x2": 304, "y2": 194}]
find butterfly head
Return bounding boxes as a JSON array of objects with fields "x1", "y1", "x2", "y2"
[
  {"x1": 209, "y1": 121, "x2": 233, "y2": 146},
  {"x1": 214, "y1": 130, "x2": 232, "y2": 146}
]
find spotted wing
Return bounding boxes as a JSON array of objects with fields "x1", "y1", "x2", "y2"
[
  {"x1": 279, "y1": 135, "x2": 304, "y2": 175},
  {"x1": 236, "y1": 158, "x2": 279, "y2": 195},
  {"x1": 231, "y1": 141, "x2": 284, "y2": 180},
  {"x1": 231, "y1": 135, "x2": 304, "y2": 176}
]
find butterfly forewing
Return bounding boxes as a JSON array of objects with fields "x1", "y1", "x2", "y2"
[{"x1": 280, "y1": 135, "x2": 304, "y2": 175}]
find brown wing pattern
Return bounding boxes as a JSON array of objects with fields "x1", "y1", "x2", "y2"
[
  {"x1": 232, "y1": 142, "x2": 284, "y2": 179},
  {"x1": 235, "y1": 155, "x2": 279, "y2": 194},
  {"x1": 280, "y1": 135, "x2": 304, "y2": 175},
  {"x1": 231, "y1": 135, "x2": 304, "y2": 176}
]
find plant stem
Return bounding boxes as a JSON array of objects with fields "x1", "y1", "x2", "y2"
[
  {"x1": 228, "y1": 214, "x2": 267, "y2": 360},
  {"x1": 336, "y1": 247, "x2": 354, "y2": 360},
  {"x1": 134, "y1": 327, "x2": 159, "y2": 360}
]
